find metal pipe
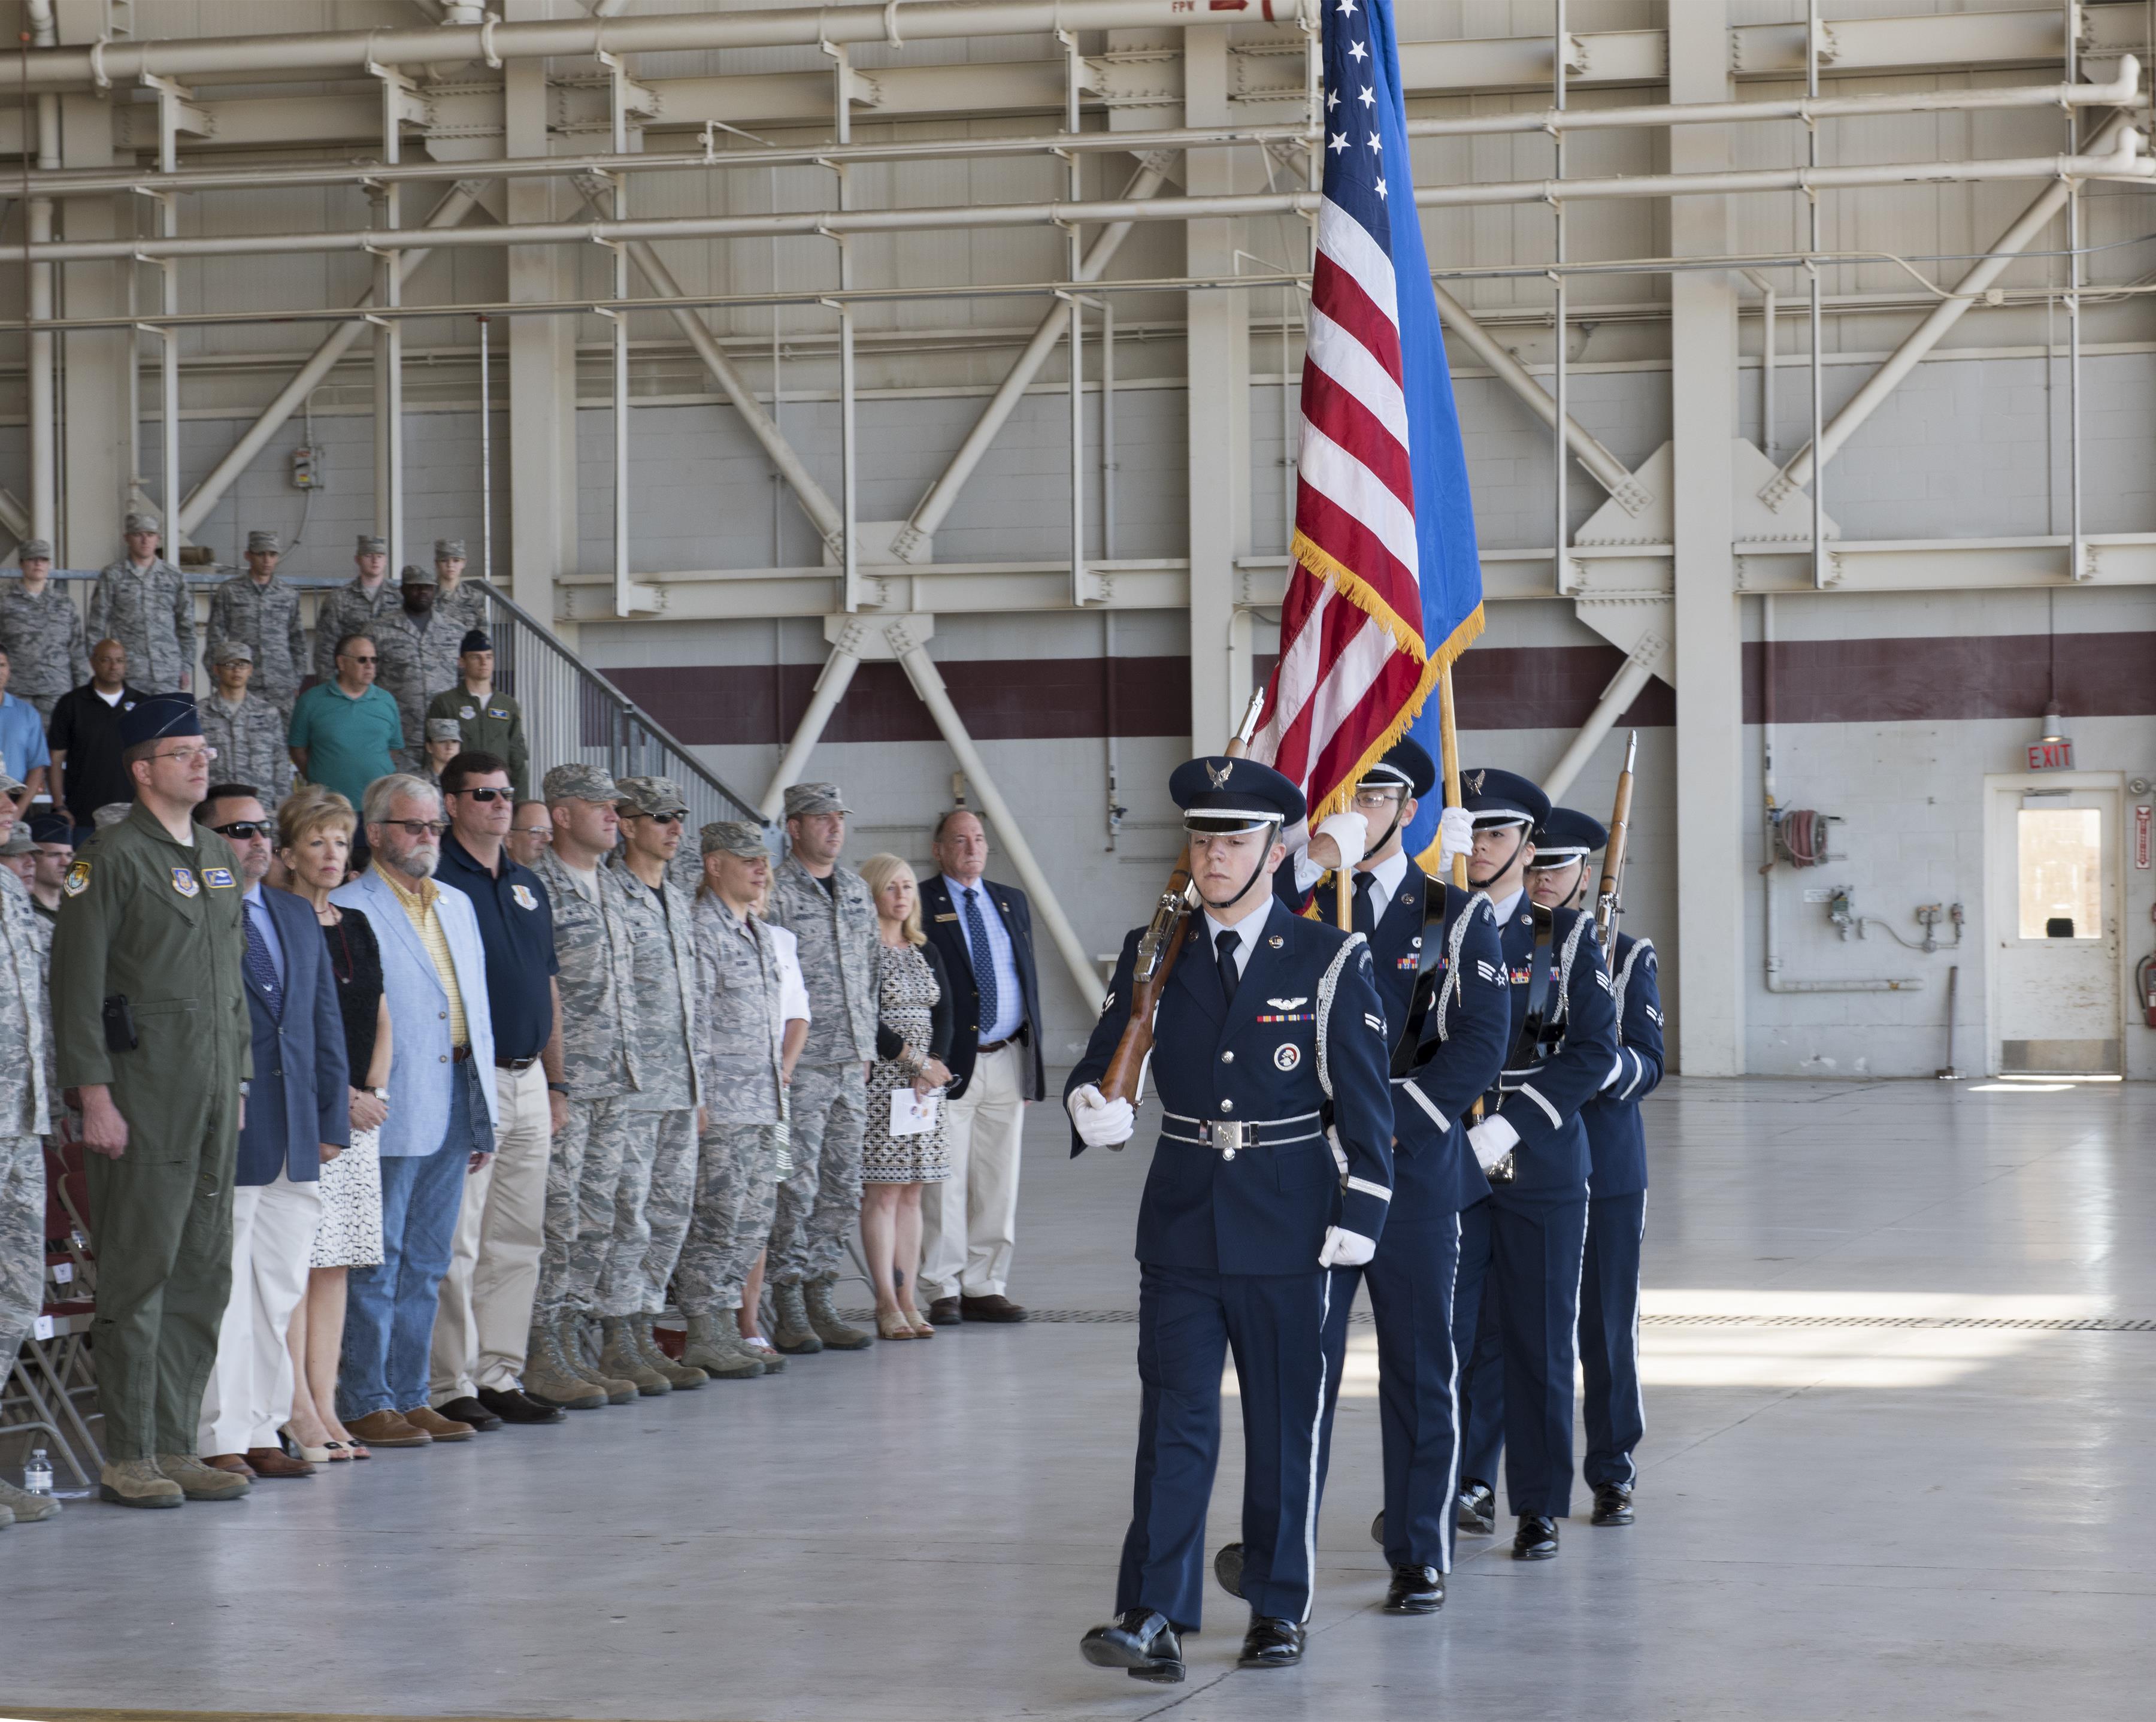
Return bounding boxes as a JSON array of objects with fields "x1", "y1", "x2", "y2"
[
  {"x1": 1551, "y1": 0, "x2": 1568, "y2": 583},
  {"x1": 1742, "y1": 268, "x2": 1778, "y2": 458},
  {"x1": 477, "y1": 313, "x2": 492, "y2": 585},
  {"x1": 1542, "y1": 653, "x2": 1652, "y2": 803},
  {"x1": 2066, "y1": 8, "x2": 2085, "y2": 582},
  {"x1": 1100, "y1": 296, "x2": 1116, "y2": 559},
  {"x1": 1806, "y1": 0, "x2": 1824, "y2": 589},
  {"x1": 30, "y1": 148, "x2": 2147, "y2": 268},
  {"x1": 25, "y1": 0, "x2": 59, "y2": 545},
  {"x1": 897, "y1": 638, "x2": 1106, "y2": 1010},
  {"x1": 758, "y1": 643, "x2": 860, "y2": 819},
  {"x1": 1764, "y1": 110, "x2": 2141, "y2": 510},
  {"x1": 893, "y1": 158, "x2": 1170, "y2": 561},
  {"x1": 176, "y1": 179, "x2": 483, "y2": 534}
]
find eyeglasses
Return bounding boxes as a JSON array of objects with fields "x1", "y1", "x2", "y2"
[
  {"x1": 450, "y1": 787, "x2": 511, "y2": 803},
  {"x1": 1350, "y1": 788, "x2": 1405, "y2": 812},
  {"x1": 212, "y1": 821, "x2": 270, "y2": 841},
  {"x1": 631, "y1": 810, "x2": 685, "y2": 825},
  {"x1": 382, "y1": 819, "x2": 449, "y2": 837},
  {"x1": 511, "y1": 824, "x2": 552, "y2": 841},
  {"x1": 153, "y1": 745, "x2": 218, "y2": 767}
]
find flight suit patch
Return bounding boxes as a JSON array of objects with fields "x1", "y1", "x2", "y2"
[
  {"x1": 202, "y1": 867, "x2": 235, "y2": 889},
  {"x1": 459, "y1": 704, "x2": 477, "y2": 719},
  {"x1": 1274, "y1": 1043, "x2": 1300, "y2": 1071},
  {"x1": 63, "y1": 860, "x2": 90, "y2": 897},
  {"x1": 171, "y1": 867, "x2": 200, "y2": 898},
  {"x1": 489, "y1": 706, "x2": 510, "y2": 720}
]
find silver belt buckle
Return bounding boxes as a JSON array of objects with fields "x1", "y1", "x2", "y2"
[{"x1": 1204, "y1": 1119, "x2": 1250, "y2": 1161}]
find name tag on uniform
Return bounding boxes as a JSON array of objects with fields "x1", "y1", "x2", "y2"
[
  {"x1": 202, "y1": 867, "x2": 235, "y2": 889},
  {"x1": 933, "y1": 912, "x2": 958, "y2": 923},
  {"x1": 489, "y1": 706, "x2": 510, "y2": 719},
  {"x1": 511, "y1": 883, "x2": 538, "y2": 910},
  {"x1": 171, "y1": 867, "x2": 199, "y2": 898}
]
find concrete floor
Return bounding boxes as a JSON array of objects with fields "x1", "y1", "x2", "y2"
[{"x1": 4, "y1": 1077, "x2": 2152, "y2": 1721}]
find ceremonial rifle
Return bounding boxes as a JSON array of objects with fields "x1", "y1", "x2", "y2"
[{"x1": 1595, "y1": 730, "x2": 1639, "y2": 947}]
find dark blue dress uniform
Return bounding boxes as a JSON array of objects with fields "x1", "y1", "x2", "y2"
[
  {"x1": 1580, "y1": 930, "x2": 1663, "y2": 1492},
  {"x1": 1068, "y1": 761, "x2": 1394, "y2": 1636},
  {"x1": 1450, "y1": 773, "x2": 1620, "y2": 1527}
]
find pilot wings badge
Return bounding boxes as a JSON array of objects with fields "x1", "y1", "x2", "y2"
[{"x1": 1205, "y1": 760, "x2": 1233, "y2": 791}]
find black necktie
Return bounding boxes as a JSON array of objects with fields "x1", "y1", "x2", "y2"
[
  {"x1": 1215, "y1": 927, "x2": 1241, "y2": 1007},
  {"x1": 1352, "y1": 870, "x2": 1379, "y2": 936}
]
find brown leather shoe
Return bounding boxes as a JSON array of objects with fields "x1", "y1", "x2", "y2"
[
  {"x1": 959, "y1": 1293, "x2": 1029, "y2": 1323},
  {"x1": 927, "y1": 1296, "x2": 962, "y2": 1326},
  {"x1": 401, "y1": 1405, "x2": 476, "y2": 1442},
  {"x1": 205, "y1": 1452, "x2": 259, "y2": 1479},
  {"x1": 244, "y1": 1446, "x2": 316, "y2": 1478},
  {"x1": 346, "y1": 1409, "x2": 432, "y2": 1448}
]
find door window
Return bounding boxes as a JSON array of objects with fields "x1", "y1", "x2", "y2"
[{"x1": 2016, "y1": 807, "x2": 2102, "y2": 940}]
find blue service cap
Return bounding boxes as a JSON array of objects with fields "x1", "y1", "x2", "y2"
[
  {"x1": 1528, "y1": 806, "x2": 1607, "y2": 868},
  {"x1": 117, "y1": 691, "x2": 202, "y2": 752},
  {"x1": 28, "y1": 813, "x2": 74, "y2": 845},
  {"x1": 1459, "y1": 766, "x2": 1549, "y2": 833},
  {"x1": 1170, "y1": 754, "x2": 1306, "y2": 833},
  {"x1": 1358, "y1": 736, "x2": 1436, "y2": 801}
]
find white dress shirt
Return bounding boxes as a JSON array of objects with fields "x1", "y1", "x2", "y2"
[
  {"x1": 1200, "y1": 906, "x2": 1267, "y2": 978},
  {"x1": 942, "y1": 873, "x2": 1025, "y2": 1043}
]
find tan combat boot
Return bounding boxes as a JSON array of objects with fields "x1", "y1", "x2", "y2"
[
  {"x1": 681, "y1": 1312, "x2": 764, "y2": 1379},
  {"x1": 635, "y1": 1317, "x2": 707, "y2": 1389},
  {"x1": 771, "y1": 1282, "x2": 823, "y2": 1355},
  {"x1": 520, "y1": 1324, "x2": 607, "y2": 1410},
  {"x1": 0, "y1": 1476, "x2": 60, "y2": 1523},
  {"x1": 598, "y1": 1316, "x2": 672, "y2": 1396},
  {"x1": 560, "y1": 1315, "x2": 639, "y2": 1403},
  {"x1": 156, "y1": 1454, "x2": 251, "y2": 1501},
  {"x1": 804, "y1": 1275, "x2": 874, "y2": 1351},
  {"x1": 99, "y1": 1457, "x2": 183, "y2": 1508}
]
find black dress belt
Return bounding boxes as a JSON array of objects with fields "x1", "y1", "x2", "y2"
[
  {"x1": 495, "y1": 1054, "x2": 539, "y2": 1072},
  {"x1": 977, "y1": 1035, "x2": 1017, "y2": 1054}
]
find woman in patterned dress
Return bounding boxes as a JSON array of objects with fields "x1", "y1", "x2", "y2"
[
  {"x1": 277, "y1": 786, "x2": 392, "y2": 1461},
  {"x1": 856, "y1": 854, "x2": 954, "y2": 1341}
]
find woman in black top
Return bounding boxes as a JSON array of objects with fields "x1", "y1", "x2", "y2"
[{"x1": 277, "y1": 787, "x2": 393, "y2": 1461}]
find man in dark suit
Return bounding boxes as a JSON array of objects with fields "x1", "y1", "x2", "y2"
[
  {"x1": 193, "y1": 784, "x2": 350, "y2": 1480},
  {"x1": 916, "y1": 807, "x2": 1044, "y2": 1325}
]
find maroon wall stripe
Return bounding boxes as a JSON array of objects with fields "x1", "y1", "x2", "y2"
[{"x1": 603, "y1": 631, "x2": 2151, "y2": 746}]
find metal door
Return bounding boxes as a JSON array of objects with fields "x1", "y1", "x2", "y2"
[{"x1": 1985, "y1": 774, "x2": 2122, "y2": 1075}]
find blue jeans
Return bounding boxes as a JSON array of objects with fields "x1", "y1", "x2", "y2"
[{"x1": 339, "y1": 1073, "x2": 473, "y2": 1420}]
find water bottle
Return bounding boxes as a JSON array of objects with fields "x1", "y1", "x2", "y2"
[{"x1": 23, "y1": 1445, "x2": 53, "y2": 1494}]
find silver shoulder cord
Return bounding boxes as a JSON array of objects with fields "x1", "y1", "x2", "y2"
[
  {"x1": 1613, "y1": 934, "x2": 1654, "y2": 1025},
  {"x1": 1429, "y1": 890, "x2": 1491, "y2": 1044},
  {"x1": 1315, "y1": 930, "x2": 1369, "y2": 1179},
  {"x1": 1555, "y1": 912, "x2": 1593, "y2": 1024}
]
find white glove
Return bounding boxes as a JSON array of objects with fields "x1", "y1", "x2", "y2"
[
  {"x1": 1467, "y1": 1114, "x2": 1520, "y2": 1172},
  {"x1": 1067, "y1": 1082, "x2": 1135, "y2": 1149},
  {"x1": 1309, "y1": 809, "x2": 1370, "y2": 874},
  {"x1": 1436, "y1": 805, "x2": 1476, "y2": 870},
  {"x1": 1318, "y1": 1225, "x2": 1377, "y2": 1269}
]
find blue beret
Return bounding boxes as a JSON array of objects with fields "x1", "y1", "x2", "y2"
[
  {"x1": 1459, "y1": 767, "x2": 1549, "y2": 832},
  {"x1": 1359, "y1": 737, "x2": 1436, "y2": 801},
  {"x1": 117, "y1": 691, "x2": 202, "y2": 752},
  {"x1": 1529, "y1": 806, "x2": 1607, "y2": 867},
  {"x1": 1170, "y1": 755, "x2": 1305, "y2": 832}
]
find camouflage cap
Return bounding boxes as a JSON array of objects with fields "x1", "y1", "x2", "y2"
[
  {"x1": 434, "y1": 538, "x2": 465, "y2": 559},
  {"x1": 616, "y1": 774, "x2": 689, "y2": 818},
  {"x1": 247, "y1": 529, "x2": 282, "y2": 555},
  {"x1": 399, "y1": 562, "x2": 436, "y2": 588},
  {"x1": 355, "y1": 534, "x2": 387, "y2": 557},
  {"x1": 0, "y1": 769, "x2": 24, "y2": 797},
  {"x1": 426, "y1": 718, "x2": 464, "y2": 744},
  {"x1": 210, "y1": 639, "x2": 255, "y2": 666},
  {"x1": 783, "y1": 781, "x2": 849, "y2": 818},
  {"x1": 16, "y1": 538, "x2": 52, "y2": 561},
  {"x1": 700, "y1": 819, "x2": 768, "y2": 860},
  {"x1": 124, "y1": 512, "x2": 160, "y2": 535},
  {"x1": 543, "y1": 762, "x2": 618, "y2": 806},
  {"x1": 92, "y1": 802, "x2": 132, "y2": 829},
  {"x1": 0, "y1": 827, "x2": 32, "y2": 858}
]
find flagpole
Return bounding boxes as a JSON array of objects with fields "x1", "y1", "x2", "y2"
[{"x1": 1438, "y1": 665, "x2": 1467, "y2": 890}]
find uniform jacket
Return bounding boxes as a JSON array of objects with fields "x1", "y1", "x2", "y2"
[
  {"x1": 200, "y1": 691, "x2": 293, "y2": 804},
  {"x1": 235, "y1": 884, "x2": 350, "y2": 1185},
  {"x1": 426, "y1": 686, "x2": 528, "y2": 799},
  {"x1": 1275, "y1": 853, "x2": 1442, "y2": 1036},
  {"x1": 1385, "y1": 880, "x2": 1513, "y2": 1217},
  {"x1": 919, "y1": 873, "x2": 1044, "y2": 1102},
  {"x1": 0, "y1": 579, "x2": 89, "y2": 703},
  {"x1": 311, "y1": 576, "x2": 398, "y2": 681},
  {"x1": 528, "y1": 846, "x2": 637, "y2": 1100},
  {"x1": 691, "y1": 892, "x2": 786, "y2": 1126},
  {"x1": 1582, "y1": 931, "x2": 1664, "y2": 1200},
  {"x1": 328, "y1": 869, "x2": 499, "y2": 1155},
  {"x1": 206, "y1": 574, "x2": 307, "y2": 703},
  {"x1": 88, "y1": 557, "x2": 194, "y2": 692},
  {"x1": 51, "y1": 804, "x2": 252, "y2": 1141},
  {"x1": 768, "y1": 855, "x2": 880, "y2": 1066},
  {"x1": 607, "y1": 855, "x2": 702, "y2": 1113},
  {"x1": 1485, "y1": 897, "x2": 1620, "y2": 1204},
  {"x1": 0, "y1": 871, "x2": 52, "y2": 1137},
  {"x1": 435, "y1": 580, "x2": 487, "y2": 640},
  {"x1": 369, "y1": 607, "x2": 464, "y2": 759},
  {"x1": 1067, "y1": 897, "x2": 1395, "y2": 1276}
]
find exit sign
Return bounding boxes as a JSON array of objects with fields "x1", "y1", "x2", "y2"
[{"x1": 2028, "y1": 738, "x2": 2075, "y2": 771}]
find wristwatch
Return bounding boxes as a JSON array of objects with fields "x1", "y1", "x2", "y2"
[{"x1": 546, "y1": 1082, "x2": 570, "y2": 1095}]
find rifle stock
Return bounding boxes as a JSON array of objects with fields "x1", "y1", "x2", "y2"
[{"x1": 1594, "y1": 730, "x2": 1639, "y2": 946}]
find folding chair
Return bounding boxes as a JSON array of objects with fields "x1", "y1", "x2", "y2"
[{"x1": 2, "y1": 1139, "x2": 102, "y2": 1487}]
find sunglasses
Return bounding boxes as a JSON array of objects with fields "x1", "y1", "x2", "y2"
[
  {"x1": 450, "y1": 787, "x2": 512, "y2": 803},
  {"x1": 340, "y1": 653, "x2": 378, "y2": 665},
  {"x1": 212, "y1": 821, "x2": 271, "y2": 841},
  {"x1": 629, "y1": 810, "x2": 685, "y2": 825},
  {"x1": 383, "y1": 819, "x2": 449, "y2": 837}
]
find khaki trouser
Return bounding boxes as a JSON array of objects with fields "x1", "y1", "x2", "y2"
[
  {"x1": 918, "y1": 1041, "x2": 1026, "y2": 1300},
  {"x1": 430, "y1": 1064, "x2": 550, "y2": 1401},
  {"x1": 197, "y1": 1169, "x2": 322, "y2": 1454}
]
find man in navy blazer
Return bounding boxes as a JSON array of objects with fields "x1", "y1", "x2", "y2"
[
  {"x1": 916, "y1": 808, "x2": 1044, "y2": 1325},
  {"x1": 193, "y1": 785, "x2": 349, "y2": 1480}
]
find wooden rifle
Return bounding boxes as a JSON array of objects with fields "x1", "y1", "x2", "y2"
[
  {"x1": 1595, "y1": 730, "x2": 1638, "y2": 948},
  {"x1": 1098, "y1": 688, "x2": 1268, "y2": 1106}
]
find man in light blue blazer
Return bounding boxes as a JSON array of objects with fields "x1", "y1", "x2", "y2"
[{"x1": 332, "y1": 773, "x2": 500, "y2": 1449}]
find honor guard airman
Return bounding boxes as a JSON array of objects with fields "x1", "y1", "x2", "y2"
[
  {"x1": 1447, "y1": 768, "x2": 1619, "y2": 1561},
  {"x1": 1525, "y1": 806, "x2": 1664, "y2": 1527},
  {"x1": 1070, "y1": 755, "x2": 1394, "y2": 1682}
]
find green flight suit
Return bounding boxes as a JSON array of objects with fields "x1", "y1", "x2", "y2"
[
  {"x1": 50, "y1": 803, "x2": 250, "y2": 1461},
  {"x1": 426, "y1": 684, "x2": 529, "y2": 799}
]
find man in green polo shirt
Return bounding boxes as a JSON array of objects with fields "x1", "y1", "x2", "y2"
[{"x1": 287, "y1": 631, "x2": 403, "y2": 810}]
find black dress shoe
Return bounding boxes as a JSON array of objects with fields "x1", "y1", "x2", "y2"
[
  {"x1": 1456, "y1": 1479, "x2": 1496, "y2": 1536},
  {"x1": 1512, "y1": 1514, "x2": 1560, "y2": 1560},
  {"x1": 1591, "y1": 1482, "x2": 1635, "y2": 1526},
  {"x1": 477, "y1": 1386, "x2": 567, "y2": 1426},
  {"x1": 1238, "y1": 1616, "x2": 1304, "y2": 1669},
  {"x1": 959, "y1": 1293, "x2": 1028, "y2": 1322},
  {"x1": 435, "y1": 1395, "x2": 504, "y2": 1433},
  {"x1": 1383, "y1": 1563, "x2": 1445, "y2": 1614},
  {"x1": 926, "y1": 1297, "x2": 962, "y2": 1327},
  {"x1": 1080, "y1": 1609, "x2": 1184, "y2": 1684},
  {"x1": 1214, "y1": 1541, "x2": 1246, "y2": 1599}
]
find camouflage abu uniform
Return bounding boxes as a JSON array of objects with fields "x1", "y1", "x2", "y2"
[
  {"x1": 432, "y1": 540, "x2": 487, "y2": 640},
  {"x1": 676, "y1": 863, "x2": 788, "y2": 1320},
  {"x1": 205, "y1": 569, "x2": 307, "y2": 715},
  {"x1": 765, "y1": 789, "x2": 880, "y2": 1288},
  {"x1": 600, "y1": 778, "x2": 703, "y2": 1320},
  {"x1": 0, "y1": 864, "x2": 53, "y2": 1406},
  {"x1": 198, "y1": 674, "x2": 294, "y2": 805},
  {"x1": 0, "y1": 572, "x2": 90, "y2": 722},
  {"x1": 526, "y1": 778, "x2": 643, "y2": 1328},
  {"x1": 370, "y1": 582, "x2": 465, "y2": 774},
  {"x1": 88, "y1": 541, "x2": 193, "y2": 692},
  {"x1": 311, "y1": 568, "x2": 398, "y2": 682}
]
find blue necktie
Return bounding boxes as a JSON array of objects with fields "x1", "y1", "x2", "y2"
[
  {"x1": 962, "y1": 888, "x2": 998, "y2": 1031},
  {"x1": 1216, "y1": 927, "x2": 1241, "y2": 1007},
  {"x1": 244, "y1": 904, "x2": 283, "y2": 1019},
  {"x1": 1352, "y1": 871, "x2": 1379, "y2": 936}
]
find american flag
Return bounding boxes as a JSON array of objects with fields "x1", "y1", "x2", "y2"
[{"x1": 1253, "y1": 0, "x2": 1483, "y2": 829}]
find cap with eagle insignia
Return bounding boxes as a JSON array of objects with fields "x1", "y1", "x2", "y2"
[
  {"x1": 1168, "y1": 754, "x2": 1306, "y2": 834},
  {"x1": 1459, "y1": 765, "x2": 1550, "y2": 833},
  {"x1": 1527, "y1": 806, "x2": 1609, "y2": 870}
]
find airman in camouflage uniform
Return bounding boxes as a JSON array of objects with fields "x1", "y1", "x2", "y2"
[
  {"x1": 765, "y1": 780, "x2": 880, "y2": 1353},
  {"x1": 371, "y1": 567, "x2": 465, "y2": 774},
  {"x1": 197, "y1": 643, "x2": 293, "y2": 805},
  {"x1": 310, "y1": 536, "x2": 398, "y2": 682},
  {"x1": 433, "y1": 539, "x2": 487, "y2": 639},
  {"x1": 0, "y1": 540, "x2": 90, "y2": 723},
  {"x1": 674, "y1": 821, "x2": 788, "y2": 1380},
  {"x1": 522, "y1": 763, "x2": 644, "y2": 1411},
  {"x1": 594, "y1": 776, "x2": 703, "y2": 1394},
  {"x1": 0, "y1": 825, "x2": 58, "y2": 1527},
  {"x1": 87, "y1": 513, "x2": 193, "y2": 693},
  {"x1": 205, "y1": 531, "x2": 307, "y2": 716}
]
